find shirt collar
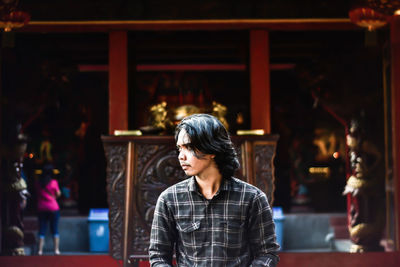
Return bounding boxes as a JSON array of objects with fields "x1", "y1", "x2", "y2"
[{"x1": 188, "y1": 176, "x2": 197, "y2": 192}]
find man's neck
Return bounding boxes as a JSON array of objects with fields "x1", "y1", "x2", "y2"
[{"x1": 195, "y1": 171, "x2": 222, "y2": 200}]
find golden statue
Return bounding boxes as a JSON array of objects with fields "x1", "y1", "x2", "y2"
[
  {"x1": 212, "y1": 101, "x2": 229, "y2": 130},
  {"x1": 143, "y1": 101, "x2": 173, "y2": 134},
  {"x1": 144, "y1": 101, "x2": 230, "y2": 134},
  {"x1": 173, "y1": 105, "x2": 201, "y2": 122}
]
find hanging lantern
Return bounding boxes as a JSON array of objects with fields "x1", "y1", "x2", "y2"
[
  {"x1": 349, "y1": 7, "x2": 389, "y2": 31},
  {"x1": 0, "y1": 10, "x2": 30, "y2": 32},
  {"x1": 0, "y1": 0, "x2": 30, "y2": 32}
]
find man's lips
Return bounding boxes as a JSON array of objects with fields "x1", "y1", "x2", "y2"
[{"x1": 180, "y1": 163, "x2": 190, "y2": 169}]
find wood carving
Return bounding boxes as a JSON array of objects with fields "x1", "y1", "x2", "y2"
[
  {"x1": 132, "y1": 144, "x2": 186, "y2": 254},
  {"x1": 254, "y1": 142, "x2": 276, "y2": 204},
  {"x1": 103, "y1": 143, "x2": 127, "y2": 260},
  {"x1": 102, "y1": 135, "x2": 278, "y2": 265}
]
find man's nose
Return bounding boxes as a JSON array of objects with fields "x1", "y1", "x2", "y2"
[{"x1": 178, "y1": 150, "x2": 186, "y2": 160}]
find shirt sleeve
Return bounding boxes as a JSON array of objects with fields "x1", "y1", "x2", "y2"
[
  {"x1": 149, "y1": 193, "x2": 177, "y2": 267},
  {"x1": 248, "y1": 191, "x2": 280, "y2": 267}
]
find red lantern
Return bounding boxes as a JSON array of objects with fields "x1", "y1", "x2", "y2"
[
  {"x1": 349, "y1": 7, "x2": 389, "y2": 31},
  {"x1": 0, "y1": 10, "x2": 30, "y2": 31}
]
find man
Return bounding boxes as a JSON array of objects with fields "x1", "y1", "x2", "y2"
[{"x1": 149, "y1": 114, "x2": 280, "y2": 266}]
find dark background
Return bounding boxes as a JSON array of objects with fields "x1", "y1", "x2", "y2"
[{"x1": 0, "y1": 0, "x2": 389, "y2": 215}]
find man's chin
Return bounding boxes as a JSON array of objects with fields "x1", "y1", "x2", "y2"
[{"x1": 183, "y1": 170, "x2": 194, "y2": 176}]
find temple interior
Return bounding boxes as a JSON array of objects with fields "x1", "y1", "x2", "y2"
[{"x1": 0, "y1": 0, "x2": 399, "y2": 266}]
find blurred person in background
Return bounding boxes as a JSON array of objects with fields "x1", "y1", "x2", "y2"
[{"x1": 35, "y1": 162, "x2": 61, "y2": 255}]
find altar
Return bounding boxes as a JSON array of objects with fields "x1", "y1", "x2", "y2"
[{"x1": 102, "y1": 134, "x2": 278, "y2": 266}]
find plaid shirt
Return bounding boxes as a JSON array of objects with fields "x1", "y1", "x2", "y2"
[{"x1": 149, "y1": 176, "x2": 280, "y2": 267}]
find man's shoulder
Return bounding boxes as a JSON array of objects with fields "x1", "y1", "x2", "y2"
[
  {"x1": 229, "y1": 177, "x2": 264, "y2": 196},
  {"x1": 159, "y1": 177, "x2": 191, "y2": 199},
  {"x1": 229, "y1": 178, "x2": 271, "y2": 209}
]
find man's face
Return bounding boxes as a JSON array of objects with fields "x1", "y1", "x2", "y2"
[{"x1": 176, "y1": 129, "x2": 215, "y2": 178}]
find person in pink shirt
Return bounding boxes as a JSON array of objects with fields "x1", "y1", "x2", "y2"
[{"x1": 36, "y1": 162, "x2": 61, "y2": 255}]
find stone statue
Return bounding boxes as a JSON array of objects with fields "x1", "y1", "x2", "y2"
[{"x1": 1, "y1": 128, "x2": 30, "y2": 255}]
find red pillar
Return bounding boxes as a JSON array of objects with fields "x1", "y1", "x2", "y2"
[
  {"x1": 250, "y1": 30, "x2": 271, "y2": 133},
  {"x1": 391, "y1": 15, "x2": 400, "y2": 250},
  {"x1": 109, "y1": 31, "x2": 128, "y2": 135}
]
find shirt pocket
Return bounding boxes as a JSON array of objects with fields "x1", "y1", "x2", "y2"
[{"x1": 176, "y1": 220, "x2": 201, "y2": 247}]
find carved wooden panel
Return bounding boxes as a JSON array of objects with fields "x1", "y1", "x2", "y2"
[
  {"x1": 232, "y1": 139, "x2": 276, "y2": 204},
  {"x1": 130, "y1": 143, "x2": 186, "y2": 254},
  {"x1": 103, "y1": 143, "x2": 127, "y2": 260},
  {"x1": 102, "y1": 135, "x2": 278, "y2": 265},
  {"x1": 254, "y1": 142, "x2": 276, "y2": 204}
]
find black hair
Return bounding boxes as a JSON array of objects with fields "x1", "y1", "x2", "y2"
[
  {"x1": 39, "y1": 162, "x2": 54, "y2": 188},
  {"x1": 175, "y1": 114, "x2": 239, "y2": 179}
]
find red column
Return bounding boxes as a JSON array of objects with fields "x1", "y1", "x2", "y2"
[
  {"x1": 109, "y1": 31, "x2": 128, "y2": 134},
  {"x1": 391, "y1": 15, "x2": 400, "y2": 250},
  {"x1": 250, "y1": 30, "x2": 271, "y2": 133}
]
